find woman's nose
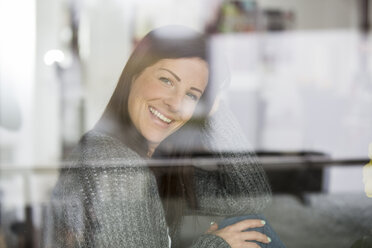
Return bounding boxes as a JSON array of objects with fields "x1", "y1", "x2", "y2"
[{"x1": 164, "y1": 93, "x2": 183, "y2": 113}]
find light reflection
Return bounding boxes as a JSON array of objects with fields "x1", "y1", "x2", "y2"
[
  {"x1": 363, "y1": 143, "x2": 372, "y2": 198},
  {"x1": 43, "y1": 49, "x2": 65, "y2": 66}
]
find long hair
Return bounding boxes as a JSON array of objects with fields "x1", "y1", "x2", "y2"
[{"x1": 95, "y1": 25, "x2": 223, "y2": 235}]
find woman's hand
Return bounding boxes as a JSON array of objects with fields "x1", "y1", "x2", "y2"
[{"x1": 206, "y1": 219, "x2": 271, "y2": 248}]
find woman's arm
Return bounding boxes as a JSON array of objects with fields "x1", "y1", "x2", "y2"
[
  {"x1": 194, "y1": 103, "x2": 272, "y2": 216},
  {"x1": 45, "y1": 131, "x2": 231, "y2": 248}
]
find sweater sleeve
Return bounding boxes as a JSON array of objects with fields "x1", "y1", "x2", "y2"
[
  {"x1": 46, "y1": 131, "x2": 231, "y2": 248},
  {"x1": 193, "y1": 103, "x2": 272, "y2": 216}
]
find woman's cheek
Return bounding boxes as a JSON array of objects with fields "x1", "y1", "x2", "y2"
[{"x1": 182, "y1": 102, "x2": 198, "y2": 120}]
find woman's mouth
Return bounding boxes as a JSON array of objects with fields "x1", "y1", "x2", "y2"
[{"x1": 149, "y1": 106, "x2": 173, "y2": 124}]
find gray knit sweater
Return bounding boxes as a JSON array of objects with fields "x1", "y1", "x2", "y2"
[{"x1": 45, "y1": 104, "x2": 271, "y2": 248}]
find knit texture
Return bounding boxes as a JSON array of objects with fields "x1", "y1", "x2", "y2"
[
  {"x1": 194, "y1": 103, "x2": 271, "y2": 216},
  {"x1": 45, "y1": 103, "x2": 271, "y2": 248}
]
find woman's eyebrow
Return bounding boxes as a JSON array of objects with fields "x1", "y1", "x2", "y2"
[
  {"x1": 190, "y1": 87, "x2": 203, "y2": 94},
  {"x1": 159, "y1": 68, "x2": 180, "y2": 81}
]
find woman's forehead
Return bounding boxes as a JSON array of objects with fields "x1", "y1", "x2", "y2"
[{"x1": 151, "y1": 58, "x2": 208, "y2": 75}]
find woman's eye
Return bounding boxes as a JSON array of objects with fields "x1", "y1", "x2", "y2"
[
  {"x1": 159, "y1": 77, "x2": 173, "y2": 86},
  {"x1": 186, "y1": 92, "x2": 198, "y2": 101}
]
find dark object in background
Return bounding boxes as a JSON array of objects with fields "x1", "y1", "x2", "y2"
[
  {"x1": 206, "y1": 0, "x2": 259, "y2": 33},
  {"x1": 155, "y1": 150, "x2": 327, "y2": 204},
  {"x1": 263, "y1": 9, "x2": 295, "y2": 31},
  {"x1": 256, "y1": 151, "x2": 327, "y2": 204},
  {"x1": 205, "y1": 0, "x2": 295, "y2": 33},
  {"x1": 9, "y1": 206, "x2": 35, "y2": 248}
]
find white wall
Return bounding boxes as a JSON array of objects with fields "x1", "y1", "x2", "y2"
[
  {"x1": 216, "y1": 31, "x2": 372, "y2": 158},
  {"x1": 0, "y1": 0, "x2": 37, "y2": 166},
  {"x1": 33, "y1": 0, "x2": 64, "y2": 165},
  {"x1": 80, "y1": 0, "x2": 134, "y2": 131}
]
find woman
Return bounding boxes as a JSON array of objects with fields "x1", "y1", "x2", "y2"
[{"x1": 47, "y1": 25, "x2": 281, "y2": 248}]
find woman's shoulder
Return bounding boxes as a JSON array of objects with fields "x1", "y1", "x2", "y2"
[
  {"x1": 67, "y1": 129, "x2": 145, "y2": 168},
  {"x1": 56, "y1": 130, "x2": 151, "y2": 193}
]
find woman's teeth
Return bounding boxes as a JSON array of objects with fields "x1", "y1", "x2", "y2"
[{"x1": 149, "y1": 107, "x2": 172, "y2": 124}]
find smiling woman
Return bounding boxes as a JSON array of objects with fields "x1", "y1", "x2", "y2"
[
  {"x1": 46, "y1": 25, "x2": 280, "y2": 248},
  {"x1": 128, "y1": 58, "x2": 209, "y2": 155}
]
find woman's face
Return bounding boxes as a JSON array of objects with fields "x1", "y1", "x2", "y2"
[{"x1": 128, "y1": 57, "x2": 209, "y2": 147}]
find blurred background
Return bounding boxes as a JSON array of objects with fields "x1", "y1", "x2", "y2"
[{"x1": 1, "y1": 0, "x2": 372, "y2": 247}]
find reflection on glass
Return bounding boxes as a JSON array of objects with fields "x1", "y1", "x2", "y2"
[
  {"x1": 1, "y1": 1, "x2": 372, "y2": 248},
  {"x1": 363, "y1": 144, "x2": 372, "y2": 198}
]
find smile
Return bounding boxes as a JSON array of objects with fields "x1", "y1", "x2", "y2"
[{"x1": 149, "y1": 106, "x2": 173, "y2": 124}]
